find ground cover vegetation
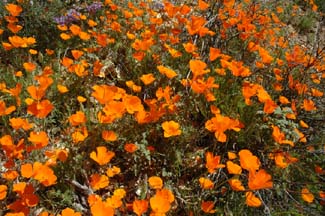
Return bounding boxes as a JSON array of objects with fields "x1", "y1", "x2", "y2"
[{"x1": 0, "y1": 0, "x2": 325, "y2": 215}]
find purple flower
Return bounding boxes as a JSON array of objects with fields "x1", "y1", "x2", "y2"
[{"x1": 86, "y1": 2, "x2": 103, "y2": 13}]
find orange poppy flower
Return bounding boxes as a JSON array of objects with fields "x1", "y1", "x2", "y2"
[
  {"x1": 248, "y1": 169, "x2": 273, "y2": 190},
  {"x1": 33, "y1": 162, "x2": 57, "y2": 186},
  {"x1": 91, "y1": 85, "x2": 125, "y2": 104},
  {"x1": 69, "y1": 111, "x2": 87, "y2": 126},
  {"x1": 210, "y1": 47, "x2": 222, "y2": 61},
  {"x1": 74, "y1": 63, "x2": 88, "y2": 77},
  {"x1": 126, "y1": 80, "x2": 142, "y2": 92},
  {"x1": 106, "y1": 166, "x2": 121, "y2": 177},
  {"x1": 133, "y1": 199, "x2": 148, "y2": 216},
  {"x1": 21, "y1": 162, "x2": 57, "y2": 186},
  {"x1": 124, "y1": 143, "x2": 138, "y2": 153},
  {"x1": 27, "y1": 85, "x2": 46, "y2": 100},
  {"x1": 279, "y1": 96, "x2": 290, "y2": 104},
  {"x1": 157, "y1": 65, "x2": 177, "y2": 79},
  {"x1": 88, "y1": 195, "x2": 114, "y2": 216},
  {"x1": 228, "y1": 178, "x2": 245, "y2": 191},
  {"x1": 102, "y1": 130, "x2": 117, "y2": 141},
  {"x1": 161, "y1": 120, "x2": 181, "y2": 137},
  {"x1": 46, "y1": 49, "x2": 54, "y2": 55},
  {"x1": 23, "y1": 62, "x2": 36, "y2": 72},
  {"x1": 61, "y1": 57, "x2": 74, "y2": 68},
  {"x1": 5, "y1": 4, "x2": 23, "y2": 16},
  {"x1": 205, "y1": 151, "x2": 225, "y2": 173},
  {"x1": 69, "y1": 24, "x2": 81, "y2": 35},
  {"x1": 183, "y1": 42, "x2": 197, "y2": 53},
  {"x1": 258, "y1": 47, "x2": 273, "y2": 64},
  {"x1": 9, "y1": 117, "x2": 33, "y2": 130},
  {"x1": 301, "y1": 188, "x2": 314, "y2": 203},
  {"x1": 27, "y1": 100, "x2": 53, "y2": 118},
  {"x1": 198, "y1": 0, "x2": 209, "y2": 10},
  {"x1": 60, "y1": 33, "x2": 71, "y2": 40},
  {"x1": 227, "y1": 152, "x2": 237, "y2": 160},
  {"x1": 303, "y1": 99, "x2": 316, "y2": 111},
  {"x1": 114, "y1": 188, "x2": 126, "y2": 200},
  {"x1": 0, "y1": 100, "x2": 16, "y2": 116},
  {"x1": 0, "y1": 185, "x2": 7, "y2": 200},
  {"x1": 2, "y1": 42, "x2": 13, "y2": 50},
  {"x1": 90, "y1": 174, "x2": 109, "y2": 190},
  {"x1": 201, "y1": 201, "x2": 216, "y2": 213},
  {"x1": 28, "y1": 131, "x2": 49, "y2": 149},
  {"x1": 311, "y1": 88, "x2": 324, "y2": 97},
  {"x1": 71, "y1": 127, "x2": 88, "y2": 143},
  {"x1": 226, "y1": 161, "x2": 242, "y2": 175},
  {"x1": 78, "y1": 31, "x2": 91, "y2": 41},
  {"x1": 8, "y1": 35, "x2": 25, "y2": 47},
  {"x1": 140, "y1": 73, "x2": 155, "y2": 85},
  {"x1": 11, "y1": 182, "x2": 39, "y2": 209},
  {"x1": 156, "y1": 188, "x2": 175, "y2": 203},
  {"x1": 186, "y1": 15, "x2": 215, "y2": 37},
  {"x1": 271, "y1": 125, "x2": 294, "y2": 146},
  {"x1": 2, "y1": 170, "x2": 19, "y2": 180},
  {"x1": 150, "y1": 193, "x2": 171, "y2": 214},
  {"x1": 205, "y1": 114, "x2": 242, "y2": 142},
  {"x1": 71, "y1": 49, "x2": 84, "y2": 60},
  {"x1": 245, "y1": 191, "x2": 262, "y2": 207},
  {"x1": 90, "y1": 146, "x2": 115, "y2": 165},
  {"x1": 57, "y1": 84, "x2": 69, "y2": 93},
  {"x1": 133, "y1": 51, "x2": 145, "y2": 61},
  {"x1": 189, "y1": 59, "x2": 210, "y2": 78},
  {"x1": 238, "y1": 149, "x2": 260, "y2": 172},
  {"x1": 7, "y1": 23, "x2": 23, "y2": 33},
  {"x1": 60, "y1": 208, "x2": 81, "y2": 216},
  {"x1": 199, "y1": 177, "x2": 214, "y2": 189},
  {"x1": 123, "y1": 95, "x2": 144, "y2": 114},
  {"x1": 148, "y1": 176, "x2": 163, "y2": 189}
]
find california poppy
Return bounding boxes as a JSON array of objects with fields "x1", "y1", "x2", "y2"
[
  {"x1": 157, "y1": 65, "x2": 177, "y2": 79},
  {"x1": 60, "y1": 208, "x2": 81, "y2": 216},
  {"x1": 90, "y1": 174, "x2": 109, "y2": 190},
  {"x1": 0, "y1": 185, "x2": 7, "y2": 200},
  {"x1": 245, "y1": 191, "x2": 262, "y2": 207},
  {"x1": 226, "y1": 161, "x2": 242, "y2": 175},
  {"x1": 148, "y1": 176, "x2": 163, "y2": 189},
  {"x1": 238, "y1": 149, "x2": 260, "y2": 172},
  {"x1": 69, "y1": 111, "x2": 87, "y2": 126},
  {"x1": 27, "y1": 100, "x2": 54, "y2": 118},
  {"x1": 248, "y1": 169, "x2": 273, "y2": 190},
  {"x1": 198, "y1": 0, "x2": 209, "y2": 10},
  {"x1": 23, "y1": 62, "x2": 36, "y2": 72},
  {"x1": 5, "y1": 4, "x2": 23, "y2": 16},
  {"x1": 90, "y1": 146, "x2": 115, "y2": 165},
  {"x1": 124, "y1": 143, "x2": 138, "y2": 153},
  {"x1": 140, "y1": 73, "x2": 155, "y2": 85},
  {"x1": 199, "y1": 177, "x2": 214, "y2": 189},
  {"x1": 28, "y1": 131, "x2": 49, "y2": 149},
  {"x1": 71, "y1": 49, "x2": 84, "y2": 60},
  {"x1": 133, "y1": 199, "x2": 148, "y2": 216},
  {"x1": 88, "y1": 195, "x2": 114, "y2": 216},
  {"x1": 10, "y1": 117, "x2": 33, "y2": 130},
  {"x1": 205, "y1": 151, "x2": 225, "y2": 173},
  {"x1": 102, "y1": 130, "x2": 117, "y2": 142},
  {"x1": 150, "y1": 193, "x2": 171, "y2": 214},
  {"x1": 201, "y1": 201, "x2": 216, "y2": 213},
  {"x1": 228, "y1": 179, "x2": 245, "y2": 191},
  {"x1": 189, "y1": 59, "x2": 210, "y2": 78},
  {"x1": 301, "y1": 188, "x2": 314, "y2": 203},
  {"x1": 161, "y1": 121, "x2": 181, "y2": 137},
  {"x1": 69, "y1": 24, "x2": 81, "y2": 35}
]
